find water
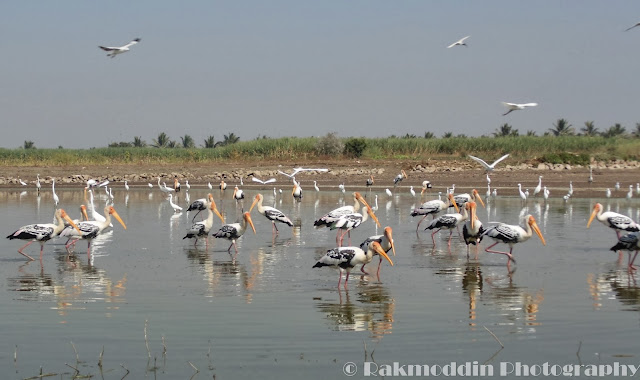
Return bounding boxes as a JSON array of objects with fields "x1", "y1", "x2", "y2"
[{"x1": 1, "y1": 188, "x2": 640, "y2": 379}]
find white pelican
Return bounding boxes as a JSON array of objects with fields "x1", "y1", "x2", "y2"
[
  {"x1": 610, "y1": 232, "x2": 640, "y2": 271},
  {"x1": 19, "y1": 178, "x2": 27, "y2": 186},
  {"x1": 625, "y1": 22, "x2": 640, "y2": 32},
  {"x1": 453, "y1": 189, "x2": 485, "y2": 209},
  {"x1": 518, "y1": 184, "x2": 527, "y2": 202},
  {"x1": 483, "y1": 215, "x2": 546, "y2": 268},
  {"x1": 533, "y1": 176, "x2": 542, "y2": 197},
  {"x1": 314, "y1": 192, "x2": 369, "y2": 229},
  {"x1": 183, "y1": 200, "x2": 225, "y2": 247},
  {"x1": 462, "y1": 202, "x2": 485, "y2": 258},
  {"x1": 393, "y1": 170, "x2": 407, "y2": 186},
  {"x1": 313, "y1": 181, "x2": 320, "y2": 192},
  {"x1": 36, "y1": 174, "x2": 41, "y2": 194},
  {"x1": 98, "y1": 38, "x2": 141, "y2": 58},
  {"x1": 220, "y1": 180, "x2": 227, "y2": 191},
  {"x1": 7, "y1": 209, "x2": 80, "y2": 261},
  {"x1": 61, "y1": 206, "x2": 127, "y2": 256},
  {"x1": 424, "y1": 203, "x2": 469, "y2": 248},
  {"x1": 606, "y1": 188, "x2": 612, "y2": 198},
  {"x1": 186, "y1": 194, "x2": 214, "y2": 221},
  {"x1": 251, "y1": 177, "x2": 276, "y2": 185},
  {"x1": 168, "y1": 194, "x2": 183, "y2": 213},
  {"x1": 366, "y1": 175, "x2": 374, "y2": 187},
  {"x1": 411, "y1": 193, "x2": 459, "y2": 231},
  {"x1": 409, "y1": 186, "x2": 416, "y2": 197},
  {"x1": 174, "y1": 178, "x2": 181, "y2": 193},
  {"x1": 278, "y1": 167, "x2": 329, "y2": 178},
  {"x1": 447, "y1": 35, "x2": 470, "y2": 48},
  {"x1": 124, "y1": 181, "x2": 130, "y2": 191},
  {"x1": 52, "y1": 179, "x2": 59, "y2": 206},
  {"x1": 587, "y1": 203, "x2": 640, "y2": 239},
  {"x1": 250, "y1": 193, "x2": 293, "y2": 235},
  {"x1": 330, "y1": 206, "x2": 381, "y2": 246},
  {"x1": 501, "y1": 102, "x2": 538, "y2": 116},
  {"x1": 385, "y1": 188, "x2": 393, "y2": 197},
  {"x1": 468, "y1": 154, "x2": 510, "y2": 172},
  {"x1": 313, "y1": 241, "x2": 393, "y2": 288},
  {"x1": 213, "y1": 212, "x2": 256, "y2": 255},
  {"x1": 359, "y1": 227, "x2": 396, "y2": 276},
  {"x1": 421, "y1": 180, "x2": 432, "y2": 194}
]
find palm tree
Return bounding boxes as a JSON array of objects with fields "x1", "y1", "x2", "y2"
[
  {"x1": 526, "y1": 130, "x2": 537, "y2": 136},
  {"x1": 180, "y1": 135, "x2": 195, "y2": 148},
  {"x1": 548, "y1": 118, "x2": 575, "y2": 136},
  {"x1": 442, "y1": 132, "x2": 454, "y2": 139},
  {"x1": 580, "y1": 121, "x2": 599, "y2": 136},
  {"x1": 493, "y1": 123, "x2": 518, "y2": 137},
  {"x1": 166, "y1": 140, "x2": 177, "y2": 148},
  {"x1": 423, "y1": 132, "x2": 435, "y2": 139},
  {"x1": 218, "y1": 132, "x2": 240, "y2": 146},
  {"x1": 632, "y1": 123, "x2": 640, "y2": 138},
  {"x1": 203, "y1": 135, "x2": 216, "y2": 148},
  {"x1": 602, "y1": 123, "x2": 627, "y2": 138},
  {"x1": 152, "y1": 132, "x2": 171, "y2": 148},
  {"x1": 133, "y1": 136, "x2": 146, "y2": 147},
  {"x1": 23, "y1": 140, "x2": 35, "y2": 149}
]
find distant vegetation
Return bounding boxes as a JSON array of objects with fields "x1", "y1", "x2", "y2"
[{"x1": 4, "y1": 120, "x2": 640, "y2": 166}]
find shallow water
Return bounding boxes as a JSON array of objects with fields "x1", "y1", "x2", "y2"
[{"x1": 1, "y1": 187, "x2": 640, "y2": 379}]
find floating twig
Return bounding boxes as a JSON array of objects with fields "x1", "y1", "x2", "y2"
[
  {"x1": 162, "y1": 335, "x2": 167, "y2": 356},
  {"x1": 98, "y1": 345, "x2": 104, "y2": 368},
  {"x1": 120, "y1": 363, "x2": 130, "y2": 380},
  {"x1": 576, "y1": 340, "x2": 583, "y2": 365},
  {"x1": 65, "y1": 363, "x2": 79, "y2": 374},
  {"x1": 188, "y1": 361, "x2": 199, "y2": 373},
  {"x1": 70, "y1": 341, "x2": 79, "y2": 363},
  {"x1": 144, "y1": 319, "x2": 151, "y2": 359},
  {"x1": 483, "y1": 325, "x2": 504, "y2": 348}
]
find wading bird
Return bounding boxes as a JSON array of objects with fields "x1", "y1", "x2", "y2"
[
  {"x1": 610, "y1": 232, "x2": 640, "y2": 271},
  {"x1": 61, "y1": 206, "x2": 127, "y2": 257},
  {"x1": 359, "y1": 227, "x2": 396, "y2": 276},
  {"x1": 313, "y1": 241, "x2": 393, "y2": 289},
  {"x1": 501, "y1": 102, "x2": 538, "y2": 116},
  {"x1": 98, "y1": 38, "x2": 141, "y2": 58},
  {"x1": 587, "y1": 203, "x2": 640, "y2": 239},
  {"x1": 168, "y1": 194, "x2": 183, "y2": 213},
  {"x1": 447, "y1": 35, "x2": 470, "y2": 48},
  {"x1": 411, "y1": 193, "x2": 459, "y2": 231},
  {"x1": 453, "y1": 189, "x2": 485, "y2": 209},
  {"x1": 393, "y1": 170, "x2": 407, "y2": 186},
  {"x1": 233, "y1": 186, "x2": 245, "y2": 208},
  {"x1": 250, "y1": 194, "x2": 293, "y2": 235},
  {"x1": 482, "y1": 215, "x2": 546, "y2": 269},
  {"x1": 183, "y1": 200, "x2": 225, "y2": 248},
  {"x1": 424, "y1": 202, "x2": 470, "y2": 248},
  {"x1": 462, "y1": 202, "x2": 485, "y2": 259},
  {"x1": 421, "y1": 180, "x2": 432, "y2": 194},
  {"x1": 186, "y1": 194, "x2": 214, "y2": 221},
  {"x1": 468, "y1": 154, "x2": 510, "y2": 172},
  {"x1": 533, "y1": 176, "x2": 543, "y2": 197},
  {"x1": 7, "y1": 209, "x2": 81, "y2": 261},
  {"x1": 330, "y1": 206, "x2": 380, "y2": 246},
  {"x1": 213, "y1": 212, "x2": 256, "y2": 256},
  {"x1": 314, "y1": 192, "x2": 372, "y2": 241},
  {"x1": 366, "y1": 175, "x2": 374, "y2": 188}
]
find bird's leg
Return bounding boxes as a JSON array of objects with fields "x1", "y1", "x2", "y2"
[
  {"x1": 416, "y1": 215, "x2": 427, "y2": 231},
  {"x1": 39, "y1": 243, "x2": 45, "y2": 262},
  {"x1": 17, "y1": 241, "x2": 35, "y2": 261},
  {"x1": 347, "y1": 230, "x2": 352, "y2": 246},
  {"x1": 376, "y1": 258, "x2": 383, "y2": 277},
  {"x1": 234, "y1": 241, "x2": 238, "y2": 254},
  {"x1": 273, "y1": 222, "x2": 279, "y2": 235},
  {"x1": 87, "y1": 241, "x2": 91, "y2": 260},
  {"x1": 457, "y1": 226, "x2": 462, "y2": 238},
  {"x1": 448, "y1": 230, "x2": 453, "y2": 249},
  {"x1": 344, "y1": 271, "x2": 350, "y2": 289},
  {"x1": 337, "y1": 272, "x2": 342, "y2": 288},
  {"x1": 431, "y1": 229, "x2": 440, "y2": 245},
  {"x1": 485, "y1": 242, "x2": 516, "y2": 265},
  {"x1": 629, "y1": 251, "x2": 639, "y2": 271},
  {"x1": 502, "y1": 109, "x2": 513, "y2": 116}
]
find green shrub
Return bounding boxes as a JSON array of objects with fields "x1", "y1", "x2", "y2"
[{"x1": 344, "y1": 138, "x2": 367, "y2": 158}]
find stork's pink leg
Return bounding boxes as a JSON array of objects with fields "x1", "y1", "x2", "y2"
[
  {"x1": 17, "y1": 241, "x2": 35, "y2": 261},
  {"x1": 344, "y1": 271, "x2": 351, "y2": 289},
  {"x1": 376, "y1": 258, "x2": 383, "y2": 276},
  {"x1": 629, "y1": 251, "x2": 639, "y2": 271},
  {"x1": 416, "y1": 215, "x2": 428, "y2": 231},
  {"x1": 39, "y1": 243, "x2": 45, "y2": 261},
  {"x1": 485, "y1": 243, "x2": 517, "y2": 264},
  {"x1": 360, "y1": 263, "x2": 368, "y2": 274},
  {"x1": 431, "y1": 228, "x2": 441, "y2": 245}
]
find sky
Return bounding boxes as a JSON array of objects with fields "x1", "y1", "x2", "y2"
[{"x1": 2, "y1": 1, "x2": 640, "y2": 149}]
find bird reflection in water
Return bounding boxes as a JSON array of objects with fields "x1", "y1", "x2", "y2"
[
  {"x1": 314, "y1": 284, "x2": 395, "y2": 342},
  {"x1": 587, "y1": 269, "x2": 640, "y2": 311},
  {"x1": 484, "y1": 269, "x2": 544, "y2": 331},
  {"x1": 461, "y1": 264, "x2": 483, "y2": 328}
]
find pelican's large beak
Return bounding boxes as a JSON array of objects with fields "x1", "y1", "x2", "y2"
[
  {"x1": 108, "y1": 206, "x2": 127, "y2": 229},
  {"x1": 245, "y1": 213, "x2": 256, "y2": 234},
  {"x1": 448, "y1": 193, "x2": 460, "y2": 213},
  {"x1": 372, "y1": 242, "x2": 394, "y2": 266},
  {"x1": 80, "y1": 205, "x2": 89, "y2": 221},
  {"x1": 384, "y1": 226, "x2": 395, "y2": 256},
  {"x1": 529, "y1": 216, "x2": 546, "y2": 245},
  {"x1": 60, "y1": 209, "x2": 82, "y2": 234},
  {"x1": 473, "y1": 189, "x2": 485, "y2": 208},
  {"x1": 210, "y1": 200, "x2": 225, "y2": 222},
  {"x1": 587, "y1": 204, "x2": 600, "y2": 228},
  {"x1": 249, "y1": 195, "x2": 260, "y2": 213}
]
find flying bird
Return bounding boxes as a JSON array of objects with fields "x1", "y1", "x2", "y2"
[
  {"x1": 625, "y1": 22, "x2": 640, "y2": 32},
  {"x1": 278, "y1": 167, "x2": 329, "y2": 178},
  {"x1": 447, "y1": 35, "x2": 470, "y2": 48},
  {"x1": 468, "y1": 154, "x2": 510, "y2": 172},
  {"x1": 501, "y1": 102, "x2": 538, "y2": 116},
  {"x1": 99, "y1": 38, "x2": 141, "y2": 58},
  {"x1": 251, "y1": 177, "x2": 277, "y2": 185}
]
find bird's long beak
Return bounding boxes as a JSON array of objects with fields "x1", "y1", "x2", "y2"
[
  {"x1": 61, "y1": 209, "x2": 82, "y2": 234},
  {"x1": 245, "y1": 213, "x2": 256, "y2": 234},
  {"x1": 108, "y1": 206, "x2": 127, "y2": 229},
  {"x1": 373, "y1": 242, "x2": 394, "y2": 266},
  {"x1": 249, "y1": 195, "x2": 260, "y2": 213},
  {"x1": 210, "y1": 200, "x2": 225, "y2": 222},
  {"x1": 80, "y1": 205, "x2": 89, "y2": 221},
  {"x1": 233, "y1": 187, "x2": 238, "y2": 199},
  {"x1": 448, "y1": 193, "x2": 459, "y2": 213},
  {"x1": 402, "y1": 170, "x2": 407, "y2": 179},
  {"x1": 473, "y1": 190, "x2": 485, "y2": 208},
  {"x1": 384, "y1": 227, "x2": 395, "y2": 256},
  {"x1": 529, "y1": 217, "x2": 546, "y2": 245},
  {"x1": 366, "y1": 207, "x2": 381, "y2": 228},
  {"x1": 469, "y1": 202, "x2": 476, "y2": 230},
  {"x1": 587, "y1": 204, "x2": 600, "y2": 228}
]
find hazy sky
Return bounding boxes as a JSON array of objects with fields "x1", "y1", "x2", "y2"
[{"x1": 2, "y1": 1, "x2": 640, "y2": 148}]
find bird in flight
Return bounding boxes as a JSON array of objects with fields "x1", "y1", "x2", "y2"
[
  {"x1": 99, "y1": 38, "x2": 141, "y2": 58},
  {"x1": 447, "y1": 36, "x2": 470, "y2": 48},
  {"x1": 501, "y1": 102, "x2": 538, "y2": 116},
  {"x1": 468, "y1": 154, "x2": 510, "y2": 172},
  {"x1": 625, "y1": 22, "x2": 640, "y2": 32}
]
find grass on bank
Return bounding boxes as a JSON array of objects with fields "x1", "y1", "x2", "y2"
[{"x1": 1, "y1": 136, "x2": 638, "y2": 166}]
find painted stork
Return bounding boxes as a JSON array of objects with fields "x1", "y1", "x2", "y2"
[
  {"x1": 7, "y1": 209, "x2": 80, "y2": 261},
  {"x1": 330, "y1": 206, "x2": 381, "y2": 246},
  {"x1": 468, "y1": 154, "x2": 510, "y2": 172},
  {"x1": 359, "y1": 227, "x2": 396, "y2": 276},
  {"x1": 212, "y1": 212, "x2": 256, "y2": 255},
  {"x1": 61, "y1": 205, "x2": 127, "y2": 257},
  {"x1": 183, "y1": 200, "x2": 225, "y2": 248},
  {"x1": 366, "y1": 175, "x2": 374, "y2": 188},
  {"x1": 292, "y1": 180, "x2": 303, "y2": 202},
  {"x1": 393, "y1": 170, "x2": 407, "y2": 186},
  {"x1": 411, "y1": 193, "x2": 459, "y2": 231},
  {"x1": 610, "y1": 232, "x2": 640, "y2": 271},
  {"x1": 174, "y1": 178, "x2": 181, "y2": 193},
  {"x1": 233, "y1": 185, "x2": 245, "y2": 208},
  {"x1": 186, "y1": 193, "x2": 214, "y2": 221},
  {"x1": 587, "y1": 203, "x2": 640, "y2": 239},
  {"x1": 421, "y1": 180, "x2": 432, "y2": 195},
  {"x1": 220, "y1": 180, "x2": 227, "y2": 191},
  {"x1": 462, "y1": 202, "x2": 485, "y2": 258},
  {"x1": 314, "y1": 192, "x2": 368, "y2": 229},
  {"x1": 249, "y1": 193, "x2": 293, "y2": 235},
  {"x1": 98, "y1": 38, "x2": 141, "y2": 58},
  {"x1": 424, "y1": 202, "x2": 469, "y2": 248},
  {"x1": 313, "y1": 241, "x2": 393, "y2": 288},
  {"x1": 483, "y1": 214, "x2": 546, "y2": 268},
  {"x1": 453, "y1": 189, "x2": 485, "y2": 209}
]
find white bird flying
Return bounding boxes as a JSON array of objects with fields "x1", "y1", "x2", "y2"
[
  {"x1": 98, "y1": 38, "x2": 141, "y2": 58},
  {"x1": 278, "y1": 167, "x2": 329, "y2": 178},
  {"x1": 501, "y1": 102, "x2": 538, "y2": 116},
  {"x1": 447, "y1": 35, "x2": 470, "y2": 48},
  {"x1": 468, "y1": 154, "x2": 510, "y2": 172},
  {"x1": 251, "y1": 177, "x2": 277, "y2": 185}
]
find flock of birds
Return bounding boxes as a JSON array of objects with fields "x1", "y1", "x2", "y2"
[{"x1": 6, "y1": 158, "x2": 640, "y2": 288}]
